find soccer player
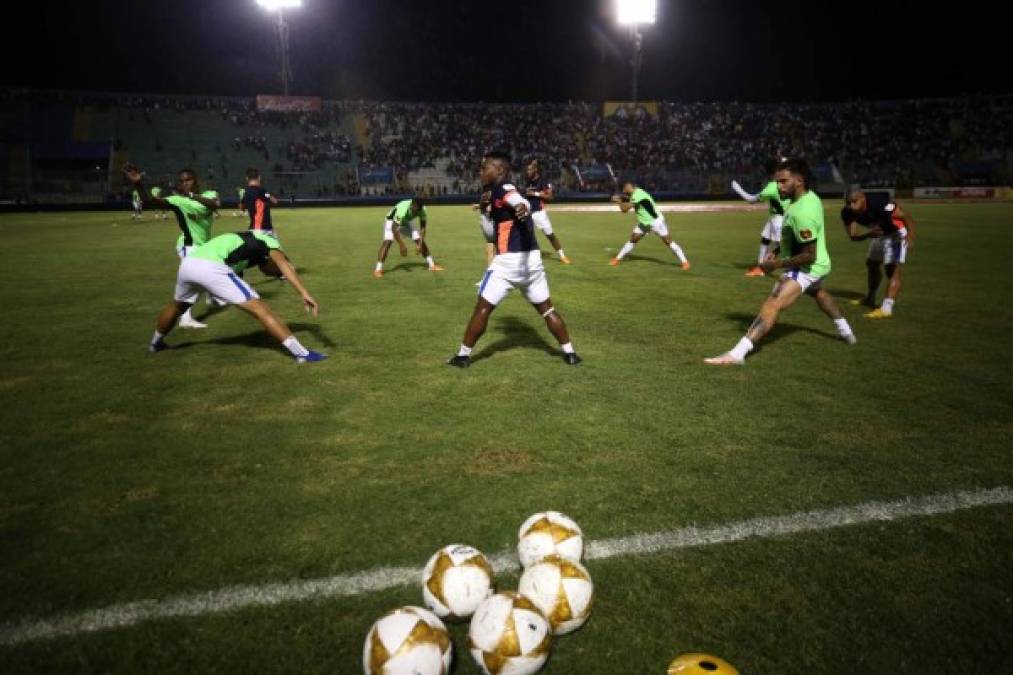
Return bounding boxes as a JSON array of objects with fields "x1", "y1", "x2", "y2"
[
  {"x1": 609, "y1": 181, "x2": 690, "y2": 269},
  {"x1": 731, "y1": 158, "x2": 790, "y2": 276},
  {"x1": 242, "y1": 168, "x2": 279, "y2": 239},
  {"x1": 840, "y1": 189, "x2": 916, "y2": 318},
  {"x1": 373, "y1": 197, "x2": 444, "y2": 277},
  {"x1": 148, "y1": 230, "x2": 326, "y2": 363},
  {"x1": 122, "y1": 164, "x2": 221, "y2": 329},
  {"x1": 130, "y1": 186, "x2": 143, "y2": 221},
  {"x1": 447, "y1": 152, "x2": 580, "y2": 368},
  {"x1": 705, "y1": 159, "x2": 856, "y2": 365},
  {"x1": 524, "y1": 159, "x2": 570, "y2": 263},
  {"x1": 233, "y1": 185, "x2": 246, "y2": 217},
  {"x1": 149, "y1": 185, "x2": 169, "y2": 220}
]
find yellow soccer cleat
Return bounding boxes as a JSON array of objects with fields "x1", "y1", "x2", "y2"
[
  {"x1": 429, "y1": 264, "x2": 445, "y2": 272},
  {"x1": 559, "y1": 255, "x2": 572, "y2": 264},
  {"x1": 864, "y1": 308, "x2": 893, "y2": 319},
  {"x1": 668, "y1": 653, "x2": 740, "y2": 675},
  {"x1": 372, "y1": 269, "x2": 383, "y2": 278}
]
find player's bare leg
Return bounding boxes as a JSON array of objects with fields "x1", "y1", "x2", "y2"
[
  {"x1": 447, "y1": 297, "x2": 496, "y2": 367},
  {"x1": 812, "y1": 287, "x2": 857, "y2": 342},
  {"x1": 611, "y1": 231, "x2": 643, "y2": 266},
  {"x1": 867, "y1": 264, "x2": 901, "y2": 318},
  {"x1": 532, "y1": 298, "x2": 581, "y2": 364},
  {"x1": 374, "y1": 240, "x2": 393, "y2": 277},
  {"x1": 150, "y1": 301, "x2": 190, "y2": 351},
  {"x1": 236, "y1": 299, "x2": 324, "y2": 362},
  {"x1": 545, "y1": 233, "x2": 571, "y2": 264},
  {"x1": 416, "y1": 237, "x2": 444, "y2": 271},
  {"x1": 660, "y1": 233, "x2": 691, "y2": 270},
  {"x1": 852, "y1": 259, "x2": 881, "y2": 307},
  {"x1": 746, "y1": 237, "x2": 772, "y2": 276},
  {"x1": 704, "y1": 279, "x2": 804, "y2": 365}
]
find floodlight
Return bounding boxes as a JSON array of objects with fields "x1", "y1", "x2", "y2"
[
  {"x1": 616, "y1": 0, "x2": 656, "y2": 26},
  {"x1": 256, "y1": 0, "x2": 302, "y2": 9}
]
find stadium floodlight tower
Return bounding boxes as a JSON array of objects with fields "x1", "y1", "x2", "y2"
[
  {"x1": 616, "y1": 0, "x2": 656, "y2": 102},
  {"x1": 256, "y1": 0, "x2": 302, "y2": 96}
]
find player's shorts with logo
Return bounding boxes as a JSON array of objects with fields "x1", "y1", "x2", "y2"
[
  {"x1": 780, "y1": 268, "x2": 824, "y2": 293},
  {"x1": 174, "y1": 257, "x2": 259, "y2": 305},
  {"x1": 635, "y1": 215, "x2": 670, "y2": 238},
  {"x1": 762, "y1": 215, "x2": 784, "y2": 242},
  {"x1": 478, "y1": 250, "x2": 549, "y2": 306},
  {"x1": 868, "y1": 232, "x2": 908, "y2": 265},
  {"x1": 531, "y1": 209, "x2": 554, "y2": 235},
  {"x1": 384, "y1": 219, "x2": 420, "y2": 241}
]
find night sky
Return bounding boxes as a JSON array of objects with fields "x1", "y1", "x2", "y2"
[{"x1": 7, "y1": 0, "x2": 1008, "y2": 102}]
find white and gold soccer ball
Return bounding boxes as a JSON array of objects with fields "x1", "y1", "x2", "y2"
[
  {"x1": 362, "y1": 606, "x2": 452, "y2": 675},
  {"x1": 468, "y1": 591, "x2": 553, "y2": 675},
  {"x1": 517, "y1": 511, "x2": 584, "y2": 568},
  {"x1": 517, "y1": 554, "x2": 594, "y2": 635},
  {"x1": 422, "y1": 544, "x2": 495, "y2": 621}
]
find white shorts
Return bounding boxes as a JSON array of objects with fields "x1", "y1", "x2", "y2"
[
  {"x1": 779, "y1": 268, "x2": 824, "y2": 293},
  {"x1": 761, "y1": 215, "x2": 784, "y2": 243},
  {"x1": 635, "y1": 216, "x2": 669, "y2": 238},
  {"x1": 478, "y1": 250, "x2": 550, "y2": 306},
  {"x1": 531, "y1": 209, "x2": 554, "y2": 236},
  {"x1": 132, "y1": 201, "x2": 142, "y2": 211},
  {"x1": 174, "y1": 257, "x2": 259, "y2": 305},
  {"x1": 868, "y1": 234, "x2": 907, "y2": 265},
  {"x1": 383, "y1": 219, "x2": 420, "y2": 242}
]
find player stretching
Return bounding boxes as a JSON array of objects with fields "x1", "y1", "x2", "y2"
[
  {"x1": 373, "y1": 197, "x2": 444, "y2": 277},
  {"x1": 705, "y1": 159, "x2": 856, "y2": 365},
  {"x1": 448, "y1": 152, "x2": 581, "y2": 368},
  {"x1": 525, "y1": 159, "x2": 570, "y2": 263},
  {"x1": 123, "y1": 164, "x2": 221, "y2": 329},
  {"x1": 148, "y1": 231, "x2": 326, "y2": 363},
  {"x1": 731, "y1": 158, "x2": 790, "y2": 276},
  {"x1": 841, "y1": 189, "x2": 916, "y2": 318},
  {"x1": 609, "y1": 181, "x2": 690, "y2": 269}
]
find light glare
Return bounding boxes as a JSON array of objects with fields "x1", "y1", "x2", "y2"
[
  {"x1": 616, "y1": 0, "x2": 656, "y2": 25},
  {"x1": 256, "y1": 0, "x2": 302, "y2": 10}
]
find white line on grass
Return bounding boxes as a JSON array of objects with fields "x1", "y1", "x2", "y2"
[{"x1": 2, "y1": 486, "x2": 1009, "y2": 647}]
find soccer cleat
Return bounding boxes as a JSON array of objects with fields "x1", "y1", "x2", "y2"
[
  {"x1": 429, "y1": 264, "x2": 445, "y2": 271},
  {"x1": 559, "y1": 255, "x2": 572, "y2": 264},
  {"x1": 841, "y1": 332, "x2": 858, "y2": 344},
  {"x1": 446, "y1": 354, "x2": 471, "y2": 368},
  {"x1": 296, "y1": 350, "x2": 327, "y2": 363},
  {"x1": 178, "y1": 314, "x2": 208, "y2": 329},
  {"x1": 744, "y1": 266, "x2": 765, "y2": 277},
  {"x1": 609, "y1": 257, "x2": 620, "y2": 266},
  {"x1": 562, "y1": 352, "x2": 582, "y2": 365},
  {"x1": 703, "y1": 352, "x2": 744, "y2": 366},
  {"x1": 372, "y1": 269, "x2": 384, "y2": 278},
  {"x1": 149, "y1": 341, "x2": 169, "y2": 353},
  {"x1": 864, "y1": 308, "x2": 892, "y2": 319},
  {"x1": 680, "y1": 261, "x2": 692, "y2": 271}
]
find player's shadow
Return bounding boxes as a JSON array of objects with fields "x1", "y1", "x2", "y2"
[
  {"x1": 471, "y1": 316, "x2": 558, "y2": 363},
  {"x1": 386, "y1": 262, "x2": 429, "y2": 273},
  {"x1": 623, "y1": 254, "x2": 674, "y2": 266},
  {"x1": 171, "y1": 322, "x2": 336, "y2": 352},
  {"x1": 724, "y1": 312, "x2": 838, "y2": 351},
  {"x1": 827, "y1": 288, "x2": 867, "y2": 300}
]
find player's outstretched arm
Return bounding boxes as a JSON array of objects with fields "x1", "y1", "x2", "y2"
[
  {"x1": 269, "y1": 250, "x2": 319, "y2": 317},
  {"x1": 731, "y1": 180, "x2": 759, "y2": 203},
  {"x1": 122, "y1": 163, "x2": 168, "y2": 208}
]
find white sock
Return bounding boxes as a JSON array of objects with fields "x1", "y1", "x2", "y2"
[
  {"x1": 457, "y1": 344, "x2": 473, "y2": 357},
  {"x1": 834, "y1": 317, "x2": 853, "y2": 336},
  {"x1": 557, "y1": 248, "x2": 566, "y2": 258},
  {"x1": 617, "y1": 241, "x2": 635, "y2": 260},
  {"x1": 426, "y1": 256, "x2": 436, "y2": 268},
  {"x1": 181, "y1": 308, "x2": 195, "y2": 322},
  {"x1": 375, "y1": 261, "x2": 383, "y2": 271},
  {"x1": 729, "y1": 337, "x2": 754, "y2": 361},
  {"x1": 282, "y1": 335, "x2": 310, "y2": 357},
  {"x1": 561, "y1": 342, "x2": 575, "y2": 354},
  {"x1": 669, "y1": 242, "x2": 688, "y2": 263},
  {"x1": 880, "y1": 298, "x2": 895, "y2": 314},
  {"x1": 757, "y1": 243, "x2": 768, "y2": 264},
  {"x1": 151, "y1": 330, "x2": 165, "y2": 346}
]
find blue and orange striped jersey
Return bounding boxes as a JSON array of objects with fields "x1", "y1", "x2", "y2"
[{"x1": 489, "y1": 181, "x2": 538, "y2": 254}]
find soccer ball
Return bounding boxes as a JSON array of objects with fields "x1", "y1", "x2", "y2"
[
  {"x1": 362, "y1": 606, "x2": 452, "y2": 675},
  {"x1": 517, "y1": 554, "x2": 594, "y2": 635},
  {"x1": 517, "y1": 511, "x2": 583, "y2": 568},
  {"x1": 468, "y1": 591, "x2": 552, "y2": 675},
  {"x1": 667, "y1": 653, "x2": 740, "y2": 675},
  {"x1": 422, "y1": 544, "x2": 495, "y2": 621}
]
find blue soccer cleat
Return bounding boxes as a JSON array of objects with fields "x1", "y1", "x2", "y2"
[{"x1": 296, "y1": 350, "x2": 327, "y2": 363}]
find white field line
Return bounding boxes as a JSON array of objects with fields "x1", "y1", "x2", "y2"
[{"x1": 1, "y1": 486, "x2": 1009, "y2": 647}]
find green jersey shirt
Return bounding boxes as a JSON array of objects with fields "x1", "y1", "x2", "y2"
[
  {"x1": 757, "y1": 181, "x2": 791, "y2": 217},
  {"x1": 150, "y1": 186, "x2": 162, "y2": 198},
  {"x1": 132, "y1": 188, "x2": 141, "y2": 202},
  {"x1": 781, "y1": 190, "x2": 830, "y2": 277},
  {"x1": 629, "y1": 188, "x2": 661, "y2": 228},
  {"x1": 386, "y1": 199, "x2": 427, "y2": 226},
  {"x1": 166, "y1": 194, "x2": 214, "y2": 249},
  {"x1": 191, "y1": 231, "x2": 282, "y2": 273}
]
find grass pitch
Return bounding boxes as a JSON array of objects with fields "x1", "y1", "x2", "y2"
[{"x1": 1, "y1": 201, "x2": 1011, "y2": 673}]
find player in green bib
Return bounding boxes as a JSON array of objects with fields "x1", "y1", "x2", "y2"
[
  {"x1": 609, "y1": 181, "x2": 690, "y2": 269},
  {"x1": 233, "y1": 186, "x2": 246, "y2": 217},
  {"x1": 706, "y1": 158, "x2": 856, "y2": 365},
  {"x1": 149, "y1": 231, "x2": 326, "y2": 363},
  {"x1": 731, "y1": 157, "x2": 791, "y2": 276},
  {"x1": 131, "y1": 187, "x2": 143, "y2": 221},
  {"x1": 373, "y1": 197, "x2": 444, "y2": 277},
  {"x1": 149, "y1": 186, "x2": 169, "y2": 221}
]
